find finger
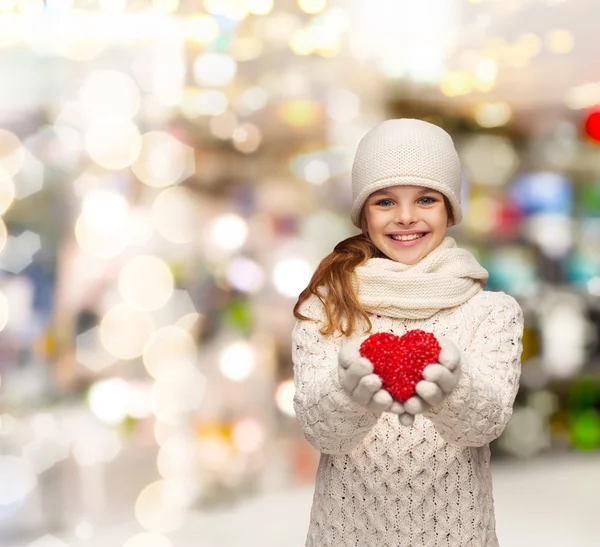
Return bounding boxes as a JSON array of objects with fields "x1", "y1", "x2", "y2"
[
  {"x1": 343, "y1": 358, "x2": 374, "y2": 391},
  {"x1": 389, "y1": 401, "x2": 405, "y2": 414},
  {"x1": 398, "y1": 413, "x2": 415, "y2": 426},
  {"x1": 415, "y1": 380, "x2": 444, "y2": 406},
  {"x1": 352, "y1": 374, "x2": 382, "y2": 406},
  {"x1": 366, "y1": 389, "x2": 393, "y2": 412},
  {"x1": 437, "y1": 336, "x2": 461, "y2": 371},
  {"x1": 338, "y1": 338, "x2": 365, "y2": 370},
  {"x1": 404, "y1": 395, "x2": 431, "y2": 414},
  {"x1": 423, "y1": 364, "x2": 458, "y2": 393}
]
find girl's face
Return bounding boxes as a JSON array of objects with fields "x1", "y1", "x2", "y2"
[{"x1": 361, "y1": 185, "x2": 453, "y2": 265}]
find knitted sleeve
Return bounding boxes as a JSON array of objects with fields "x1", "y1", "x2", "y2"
[
  {"x1": 291, "y1": 298, "x2": 380, "y2": 455},
  {"x1": 422, "y1": 293, "x2": 524, "y2": 447}
]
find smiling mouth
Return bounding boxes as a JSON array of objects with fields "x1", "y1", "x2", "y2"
[{"x1": 387, "y1": 233, "x2": 428, "y2": 242}]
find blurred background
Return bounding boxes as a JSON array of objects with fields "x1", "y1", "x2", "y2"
[{"x1": 0, "y1": 0, "x2": 599, "y2": 546}]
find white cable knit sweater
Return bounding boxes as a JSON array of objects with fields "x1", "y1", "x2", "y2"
[{"x1": 292, "y1": 289, "x2": 523, "y2": 547}]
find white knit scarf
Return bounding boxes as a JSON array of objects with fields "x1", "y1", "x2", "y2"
[{"x1": 353, "y1": 237, "x2": 489, "y2": 320}]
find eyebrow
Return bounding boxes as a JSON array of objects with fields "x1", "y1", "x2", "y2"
[{"x1": 370, "y1": 188, "x2": 439, "y2": 198}]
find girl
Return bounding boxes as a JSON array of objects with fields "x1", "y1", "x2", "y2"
[{"x1": 291, "y1": 119, "x2": 523, "y2": 546}]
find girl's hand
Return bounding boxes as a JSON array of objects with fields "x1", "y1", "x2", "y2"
[
  {"x1": 402, "y1": 335, "x2": 462, "y2": 416},
  {"x1": 338, "y1": 337, "x2": 403, "y2": 413}
]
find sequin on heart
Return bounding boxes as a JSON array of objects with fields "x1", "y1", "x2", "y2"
[{"x1": 359, "y1": 330, "x2": 441, "y2": 402}]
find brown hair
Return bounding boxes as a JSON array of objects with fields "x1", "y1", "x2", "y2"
[{"x1": 292, "y1": 195, "x2": 455, "y2": 337}]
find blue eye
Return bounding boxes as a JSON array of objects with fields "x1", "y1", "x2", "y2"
[
  {"x1": 376, "y1": 199, "x2": 394, "y2": 207},
  {"x1": 418, "y1": 197, "x2": 437, "y2": 205}
]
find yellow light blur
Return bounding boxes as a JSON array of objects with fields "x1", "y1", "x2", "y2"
[
  {"x1": 474, "y1": 102, "x2": 512, "y2": 128},
  {"x1": 151, "y1": 186, "x2": 199, "y2": 244},
  {"x1": 100, "y1": 303, "x2": 156, "y2": 360},
  {"x1": 232, "y1": 123, "x2": 262, "y2": 154},
  {"x1": 290, "y1": 29, "x2": 313, "y2": 56},
  {"x1": 88, "y1": 378, "x2": 130, "y2": 424},
  {"x1": 275, "y1": 379, "x2": 296, "y2": 417},
  {"x1": 0, "y1": 168, "x2": 15, "y2": 214},
  {"x1": 482, "y1": 37, "x2": 510, "y2": 64},
  {"x1": 546, "y1": 29, "x2": 574, "y2": 54},
  {"x1": 79, "y1": 70, "x2": 141, "y2": 120},
  {"x1": 277, "y1": 100, "x2": 321, "y2": 127},
  {"x1": 219, "y1": 340, "x2": 255, "y2": 381},
  {"x1": 135, "y1": 481, "x2": 187, "y2": 534},
  {"x1": 143, "y1": 326, "x2": 197, "y2": 381},
  {"x1": 0, "y1": 130, "x2": 24, "y2": 177},
  {"x1": 509, "y1": 44, "x2": 531, "y2": 68},
  {"x1": 0, "y1": 0, "x2": 16, "y2": 11},
  {"x1": 231, "y1": 36, "x2": 264, "y2": 61},
  {"x1": 84, "y1": 118, "x2": 142, "y2": 170},
  {"x1": 473, "y1": 57, "x2": 497, "y2": 83},
  {"x1": 463, "y1": 195, "x2": 498, "y2": 233},
  {"x1": 516, "y1": 33, "x2": 542, "y2": 57},
  {"x1": 185, "y1": 15, "x2": 220, "y2": 43},
  {"x1": 272, "y1": 257, "x2": 313, "y2": 297},
  {"x1": 152, "y1": 0, "x2": 178, "y2": 14},
  {"x1": 208, "y1": 213, "x2": 248, "y2": 251},
  {"x1": 123, "y1": 533, "x2": 174, "y2": 547},
  {"x1": 298, "y1": 0, "x2": 326, "y2": 14},
  {"x1": 118, "y1": 255, "x2": 174, "y2": 312},
  {"x1": 439, "y1": 71, "x2": 474, "y2": 97},
  {"x1": 248, "y1": 0, "x2": 273, "y2": 15},
  {"x1": 0, "y1": 291, "x2": 9, "y2": 332},
  {"x1": 131, "y1": 131, "x2": 194, "y2": 188}
]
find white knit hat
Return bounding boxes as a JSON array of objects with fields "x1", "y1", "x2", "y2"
[{"x1": 350, "y1": 119, "x2": 463, "y2": 228}]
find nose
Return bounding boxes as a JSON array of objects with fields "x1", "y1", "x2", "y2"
[{"x1": 394, "y1": 203, "x2": 418, "y2": 225}]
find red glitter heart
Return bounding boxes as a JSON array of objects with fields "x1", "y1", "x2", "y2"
[{"x1": 359, "y1": 330, "x2": 441, "y2": 403}]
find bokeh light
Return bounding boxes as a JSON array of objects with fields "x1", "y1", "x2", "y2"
[
  {"x1": 226, "y1": 256, "x2": 265, "y2": 293},
  {"x1": 100, "y1": 303, "x2": 156, "y2": 360},
  {"x1": 131, "y1": 131, "x2": 194, "y2": 187},
  {"x1": 79, "y1": 70, "x2": 141, "y2": 120},
  {"x1": 208, "y1": 213, "x2": 248, "y2": 251},
  {"x1": 272, "y1": 257, "x2": 313, "y2": 298},
  {"x1": 88, "y1": 378, "x2": 130, "y2": 424},
  {"x1": 219, "y1": 340, "x2": 255, "y2": 381},
  {"x1": 135, "y1": 480, "x2": 189, "y2": 533},
  {"x1": 275, "y1": 379, "x2": 296, "y2": 417},
  {"x1": 118, "y1": 255, "x2": 174, "y2": 312},
  {"x1": 193, "y1": 53, "x2": 237, "y2": 87},
  {"x1": 143, "y1": 326, "x2": 197, "y2": 382},
  {"x1": 151, "y1": 186, "x2": 199, "y2": 244},
  {"x1": 84, "y1": 118, "x2": 142, "y2": 170}
]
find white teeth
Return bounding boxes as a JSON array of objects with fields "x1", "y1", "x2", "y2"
[{"x1": 390, "y1": 233, "x2": 425, "y2": 241}]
